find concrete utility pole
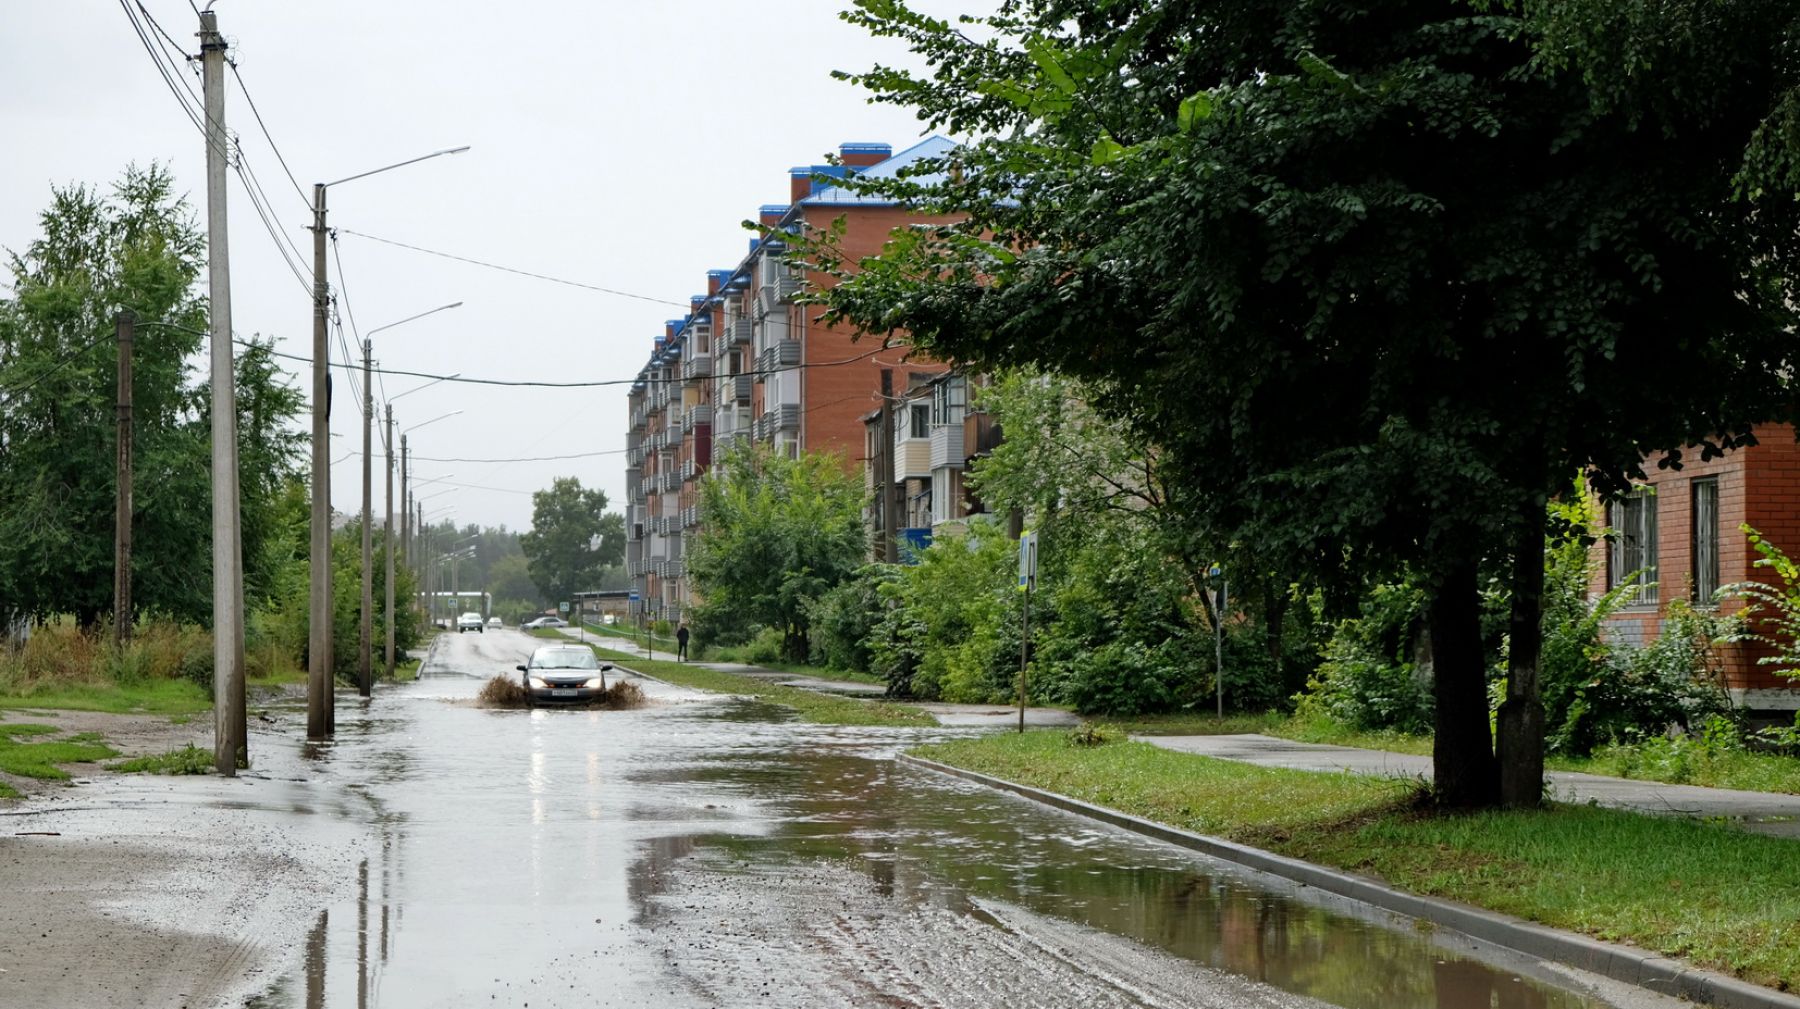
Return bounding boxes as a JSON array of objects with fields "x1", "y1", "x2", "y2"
[
  {"x1": 384, "y1": 404, "x2": 396, "y2": 679},
  {"x1": 114, "y1": 311, "x2": 133, "y2": 648},
  {"x1": 359, "y1": 338, "x2": 374, "y2": 697},
  {"x1": 399, "y1": 435, "x2": 409, "y2": 564},
  {"x1": 308, "y1": 180, "x2": 332, "y2": 740},
  {"x1": 201, "y1": 11, "x2": 245, "y2": 774}
]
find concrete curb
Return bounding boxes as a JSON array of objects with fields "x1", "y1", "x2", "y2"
[{"x1": 899, "y1": 754, "x2": 1800, "y2": 1009}]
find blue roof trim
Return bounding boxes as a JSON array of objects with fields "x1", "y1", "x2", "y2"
[{"x1": 840, "y1": 142, "x2": 892, "y2": 153}]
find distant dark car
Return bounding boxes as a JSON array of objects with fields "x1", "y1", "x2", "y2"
[
  {"x1": 517, "y1": 645, "x2": 612, "y2": 705},
  {"x1": 521, "y1": 616, "x2": 568, "y2": 630}
]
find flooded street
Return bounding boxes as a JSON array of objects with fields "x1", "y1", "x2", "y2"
[{"x1": 7, "y1": 631, "x2": 1683, "y2": 1008}]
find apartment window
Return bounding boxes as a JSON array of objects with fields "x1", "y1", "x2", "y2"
[
  {"x1": 1692, "y1": 478, "x2": 1719, "y2": 605},
  {"x1": 1609, "y1": 487, "x2": 1658, "y2": 604},
  {"x1": 931, "y1": 376, "x2": 967, "y2": 428},
  {"x1": 910, "y1": 404, "x2": 930, "y2": 439}
]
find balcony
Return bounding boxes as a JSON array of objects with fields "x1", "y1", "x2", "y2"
[
  {"x1": 895, "y1": 435, "x2": 930, "y2": 481},
  {"x1": 757, "y1": 340, "x2": 801, "y2": 374},
  {"x1": 777, "y1": 273, "x2": 804, "y2": 302},
  {"x1": 681, "y1": 403, "x2": 713, "y2": 434},
  {"x1": 730, "y1": 318, "x2": 752, "y2": 346},
  {"x1": 929, "y1": 424, "x2": 966, "y2": 471},
  {"x1": 680, "y1": 458, "x2": 697, "y2": 481},
  {"x1": 732, "y1": 373, "x2": 752, "y2": 403},
  {"x1": 681, "y1": 353, "x2": 712, "y2": 383}
]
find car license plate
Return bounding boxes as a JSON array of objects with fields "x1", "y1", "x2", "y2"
[{"x1": 551, "y1": 688, "x2": 578, "y2": 698}]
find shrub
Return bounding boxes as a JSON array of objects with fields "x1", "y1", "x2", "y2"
[
  {"x1": 1297, "y1": 582, "x2": 1433, "y2": 733},
  {"x1": 1553, "y1": 600, "x2": 1737, "y2": 754},
  {"x1": 738, "y1": 626, "x2": 785, "y2": 665},
  {"x1": 804, "y1": 566, "x2": 889, "y2": 673}
]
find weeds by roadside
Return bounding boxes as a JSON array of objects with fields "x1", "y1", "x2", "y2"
[{"x1": 114, "y1": 744, "x2": 212, "y2": 775}]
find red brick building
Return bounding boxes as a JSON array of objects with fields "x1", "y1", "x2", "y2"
[
  {"x1": 625, "y1": 139, "x2": 954, "y2": 622},
  {"x1": 1592, "y1": 423, "x2": 1800, "y2": 712}
]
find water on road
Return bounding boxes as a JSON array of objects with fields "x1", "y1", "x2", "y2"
[{"x1": 22, "y1": 628, "x2": 1682, "y2": 1008}]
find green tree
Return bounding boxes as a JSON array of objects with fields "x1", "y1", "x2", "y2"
[
  {"x1": 0, "y1": 164, "x2": 303, "y2": 627},
  {"x1": 687, "y1": 442, "x2": 867, "y2": 662},
  {"x1": 520, "y1": 477, "x2": 621, "y2": 607},
  {"x1": 819, "y1": 1, "x2": 1800, "y2": 807}
]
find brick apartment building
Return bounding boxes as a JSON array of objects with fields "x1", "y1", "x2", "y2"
[
  {"x1": 624, "y1": 138, "x2": 955, "y2": 623},
  {"x1": 1592, "y1": 423, "x2": 1800, "y2": 712},
  {"x1": 862, "y1": 370, "x2": 1006, "y2": 559}
]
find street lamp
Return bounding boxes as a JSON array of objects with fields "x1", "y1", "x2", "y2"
[
  {"x1": 364, "y1": 303, "x2": 463, "y2": 696},
  {"x1": 308, "y1": 144, "x2": 469, "y2": 739},
  {"x1": 391, "y1": 372, "x2": 461, "y2": 402}
]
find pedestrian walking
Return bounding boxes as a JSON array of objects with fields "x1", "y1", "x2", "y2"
[{"x1": 676, "y1": 623, "x2": 690, "y2": 662}]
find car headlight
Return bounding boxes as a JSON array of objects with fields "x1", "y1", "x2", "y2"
[
  {"x1": 528, "y1": 677, "x2": 550, "y2": 689},
  {"x1": 583, "y1": 678, "x2": 603, "y2": 689}
]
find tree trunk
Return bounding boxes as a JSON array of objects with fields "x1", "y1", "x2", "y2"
[
  {"x1": 1262, "y1": 585, "x2": 1289, "y2": 692},
  {"x1": 1428, "y1": 562, "x2": 1499, "y2": 808},
  {"x1": 1497, "y1": 501, "x2": 1548, "y2": 808}
]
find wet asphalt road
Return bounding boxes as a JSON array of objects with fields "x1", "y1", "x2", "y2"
[{"x1": 3, "y1": 629, "x2": 1689, "y2": 1008}]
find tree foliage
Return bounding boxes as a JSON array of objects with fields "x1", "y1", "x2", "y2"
[
  {"x1": 0, "y1": 164, "x2": 303, "y2": 627},
  {"x1": 520, "y1": 477, "x2": 621, "y2": 606},
  {"x1": 818, "y1": 0, "x2": 1800, "y2": 806},
  {"x1": 687, "y1": 442, "x2": 866, "y2": 662}
]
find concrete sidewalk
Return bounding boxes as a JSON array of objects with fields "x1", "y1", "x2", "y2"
[{"x1": 1144, "y1": 733, "x2": 1800, "y2": 837}]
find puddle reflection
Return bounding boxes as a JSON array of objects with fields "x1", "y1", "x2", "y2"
[{"x1": 250, "y1": 683, "x2": 1635, "y2": 1008}]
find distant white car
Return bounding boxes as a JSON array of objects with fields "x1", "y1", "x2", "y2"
[
  {"x1": 457, "y1": 612, "x2": 485, "y2": 633},
  {"x1": 522, "y1": 616, "x2": 568, "y2": 630},
  {"x1": 487, "y1": 616, "x2": 503, "y2": 628}
]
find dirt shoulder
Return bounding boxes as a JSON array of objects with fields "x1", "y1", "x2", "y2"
[{"x1": 0, "y1": 708, "x2": 214, "y2": 802}]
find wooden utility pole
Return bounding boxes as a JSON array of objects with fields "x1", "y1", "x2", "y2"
[
  {"x1": 384, "y1": 404, "x2": 396, "y2": 679},
  {"x1": 359, "y1": 339, "x2": 373, "y2": 697},
  {"x1": 114, "y1": 311, "x2": 134, "y2": 648},
  {"x1": 201, "y1": 10, "x2": 244, "y2": 774},
  {"x1": 878, "y1": 369, "x2": 898, "y2": 563}
]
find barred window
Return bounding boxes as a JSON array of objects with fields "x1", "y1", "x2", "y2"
[
  {"x1": 1608, "y1": 488, "x2": 1658, "y2": 604},
  {"x1": 1692, "y1": 478, "x2": 1719, "y2": 605}
]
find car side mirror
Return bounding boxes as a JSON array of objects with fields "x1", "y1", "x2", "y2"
[
  {"x1": 601, "y1": 664, "x2": 614, "y2": 672},
  {"x1": 515, "y1": 665, "x2": 528, "y2": 673}
]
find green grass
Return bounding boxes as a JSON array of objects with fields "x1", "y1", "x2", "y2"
[
  {"x1": 0, "y1": 679, "x2": 211, "y2": 715},
  {"x1": 916, "y1": 730, "x2": 1800, "y2": 991},
  {"x1": 114, "y1": 743, "x2": 214, "y2": 775},
  {"x1": 595, "y1": 652, "x2": 934, "y2": 727},
  {"x1": 1551, "y1": 742, "x2": 1800, "y2": 795},
  {"x1": 0, "y1": 722, "x2": 119, "y2": 781}
]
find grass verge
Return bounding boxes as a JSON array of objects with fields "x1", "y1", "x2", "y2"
[
  {"x1": 0, "y1": 723, "x2": 119, "y2": 781},
  {"x1": 915, "y1": 730, "x2": 1800, "y2": 991},
  {"x1": 0, "y1": 679, "x2": 211, "y2": 716},
  {"x1": 604, "y1": 653, "x2": 934, "y2": 727}
]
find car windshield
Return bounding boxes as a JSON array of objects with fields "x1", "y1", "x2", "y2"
[{"x1": 531, "y1": 649, "x2": 598, "y2": 670}]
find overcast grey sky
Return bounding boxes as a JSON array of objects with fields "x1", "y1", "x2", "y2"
[{"x1": 0, "y1": 1, "x2": 962, "y2": 531}]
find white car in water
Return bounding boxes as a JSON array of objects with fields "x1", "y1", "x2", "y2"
[{"x1": 457, "y1": 612, "x2": 485, "y2": 633}]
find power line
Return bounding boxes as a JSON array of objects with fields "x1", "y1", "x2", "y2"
[
  {"x1": 237, "y1": 341, "x2": 890, "y2": 389},
  {"x1": 0, "y1": 330, "x2": 117, "y2": 407},
  {"x1": 341, "y1": 447, "x2": 628, "y2": 464},
  {"x1": 226, "y1": 60, "x2": 310, "y2": 210},
  {"x1": 336, "y1": 229, "x2": 690, "y2": 307}
]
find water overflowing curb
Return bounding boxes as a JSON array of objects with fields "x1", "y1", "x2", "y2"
[{"x1": 898, "y1": 753, "x2": 1800, "y2": 1009}]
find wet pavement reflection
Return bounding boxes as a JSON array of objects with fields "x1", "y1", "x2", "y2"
[{"x1": 247, "y1": 630, "x2": 1655, "y2": 1008}]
